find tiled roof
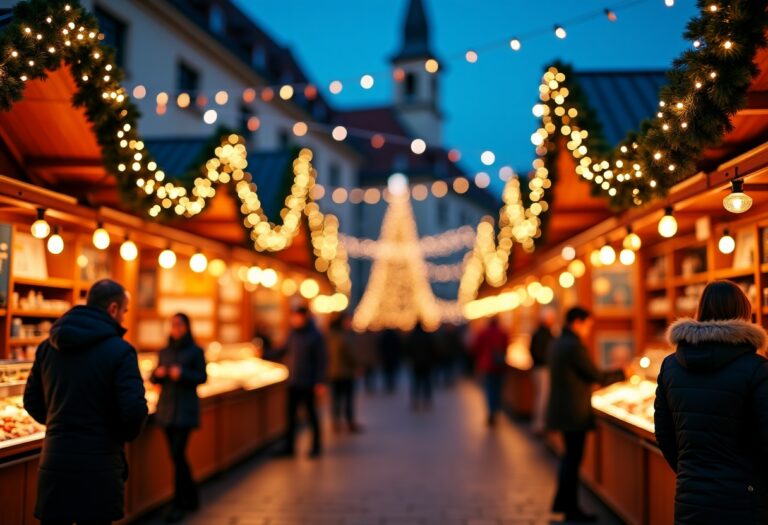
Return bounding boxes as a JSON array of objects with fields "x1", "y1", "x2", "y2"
[
  {"x1": 574, "y1": 70, "x2": 667, "y2": 147},
  {"x1": 144, "y1": 137, "x2": 295, "y2": 218}
]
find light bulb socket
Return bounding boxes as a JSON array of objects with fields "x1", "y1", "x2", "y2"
[
  {"x1": 731, "y1": 178, "x2": 744, "y2": 193},
  {"x1": 52, "y1": 225, "x2": 60, "y2": 235},
  {"x1": 723, "y1": 228, "x2": 731, "y2": 237},
  {"x1": 664, "y1": 206, "x2": 674, "y2": 216},
  {"x1": 36, "y1": 207, "x2": 46, "y2": 221}
]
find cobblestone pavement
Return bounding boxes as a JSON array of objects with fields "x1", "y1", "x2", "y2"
[{"x1": 136, "y1": 379, "x2": 623, "y2": 525}]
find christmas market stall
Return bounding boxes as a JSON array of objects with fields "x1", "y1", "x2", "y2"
[
  {"x1": 461, "y1": 4, "x2": 768, "y2": 524},
  {"x1": 0, "y1": 1, "x2": 350, "y2": 523}
]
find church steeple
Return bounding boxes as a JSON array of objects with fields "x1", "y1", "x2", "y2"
[
  {"x1": 392, "y1": 0, "x2": 433, "y2": 62},
  {"x1": 391, "y1": 0, "x2": 442, "y2": 145}
]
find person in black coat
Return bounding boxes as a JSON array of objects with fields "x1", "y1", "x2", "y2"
[
  {"x1": 546, "y1": 306, "x2": 625, "y2": 523},
  {"x1": 266, "y1": 305, "x2": 327, "y2": 457},
  {"x1": 23, "y1": 279, "x2": 148, "y2": 525},
  {"x1": 150, "y1": 313, "x2": 207, "y2": 523},
  {"x1": 406, "y1": 321, "x2": 436, "y2": 411},
  {"x1": 529, "y1": 308, "x2": 556, "y2": 434},
  {"x1": 655, "y1": 280, "x2": 768, "y2": 525}
]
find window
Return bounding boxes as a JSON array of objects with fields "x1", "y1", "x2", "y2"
[
  {"x1": 251, "y1": 46, "x2": 267, "y2": 70},
  {"x1": 94, "y1": 6, "x2": 127, "y2": 68},
  {"x1": 177, "y1": 61, "x2": 200, "y2": 97},
  {"x1": 209, "y1": 4, "x2": 226, "y2": 34},
  {"x1": 437, "y1": 200, "x2": 448, "y2": 227},
  {"x1": 329, "y1": 163, "x2": 341, "y2": 187},
  {"x1": 404, "y1": 72, "x2": 417, "y2": 100}
]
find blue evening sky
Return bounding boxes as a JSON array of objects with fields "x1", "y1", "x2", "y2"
[{"x1": 235, "y1": 0, "x2": 698, "y2": 194}]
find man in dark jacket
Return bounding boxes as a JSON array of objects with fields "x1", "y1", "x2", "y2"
[
  {"x1": 24, "y1": 279, "x2": 148, "y2": 525},
  {"x1": 406, "y1": 321, "x2": 436, "y2": 411},
  {"x1": 269, "y1": 305, "x2": 327, "y2": 457},
  {"x1": 529, "y1": 308, "x2": 556, "y2": 434},
  {"x1": 546, "y1": 307, "x2": 625, "y2": 523}
]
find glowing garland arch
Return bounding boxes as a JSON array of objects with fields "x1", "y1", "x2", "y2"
[
  {"x1": 459, "y1": 0, "x2": 768, "y2": 303},
  {"x1": 0, "y1": 0, "x2": 350, "y2": 295}
]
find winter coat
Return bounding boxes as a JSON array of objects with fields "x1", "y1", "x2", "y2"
[
  {"x1": 268, "y1": 321, "x2": 327, "y2": 389},
  {"x1": 529, "y1": 324, "x2": 553, "y2": 368},
  {"x1": 655, "y1": 318, "x2": 768, "y2": 524},
  {"x1": 472, "y1": 323, "x2": 509, "y2": 375},
  {"x1": 23, "y1": 306, "x2": 148, "y2": 522},
  {"x1": 150, "y1": 334, "x2": 207, "y2": 428},
  {"x1": 378, "y1": 329, "x2": 402, "y2": 369},
  {"x1": 327, "y1": 328, "x2": 357, "y2": 380},
  {"x1": 406, "y1": 326, "x2": 436, "y2": 372},
  {"x1": 546, "y1": 328, "x2": 624, "y2": 432}
]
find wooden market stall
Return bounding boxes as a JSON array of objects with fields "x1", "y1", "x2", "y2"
[
  {"x1": 488, "y1": 42, "x2": 768, "y2": 525},
  {"x1": 0, "y1": 61, "x2": 331, "y2": 524}
]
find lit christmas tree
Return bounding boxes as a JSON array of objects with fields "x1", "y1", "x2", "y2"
[{"x1": 352, "y1": 175, "x2": 440, "y2": 332}]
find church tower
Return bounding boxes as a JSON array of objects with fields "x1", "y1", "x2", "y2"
[{"x1": 391, "y1": 0, "x2": 442, "y2": 145}]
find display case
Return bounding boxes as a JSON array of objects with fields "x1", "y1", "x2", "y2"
[{"x1": 0, "y1": 361, "x2": 44, "y2": 448}]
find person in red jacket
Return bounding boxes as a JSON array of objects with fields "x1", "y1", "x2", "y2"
[{"x1": 472, "y1": 317, "x2": 509, "y2": 426}]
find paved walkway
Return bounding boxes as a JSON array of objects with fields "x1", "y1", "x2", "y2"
[{"x1": 136, "y1": 379, "x2": 622, "y2": 525}]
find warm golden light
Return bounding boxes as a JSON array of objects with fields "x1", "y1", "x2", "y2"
[
  {"x1": 47, "y1": 227, "x2": 64, "y2": 255},
  {"x1": 189, "y1": 252, "x2": 208, "y2": 273},
  {"x1": 119, "y1": 238, "x2": 138, "y2": 262},
  {"x1": 208, "y1": 258, "x2": 227, "y2": 277},
  {"x1": 92, "y1": 223, "x2": 111, "y2": 250},
  {"x1": 718, "y1": 230, "x2": 735, "y2": 254},
  {"x1": 658, "y1": 208, "x2": 678, "y2": 238},
  {"x1": 300, "y1": 278, "x2": 320, "y2": 299},
  {"x1": 619, "y1": 248, "x2": 636, "y2": 266},
  {"x1": 159, "y1": 248, "x2": 177, "y2": 269},
  {"x1": 30, "y1": 208, "x2": 50, "y2": 239}
]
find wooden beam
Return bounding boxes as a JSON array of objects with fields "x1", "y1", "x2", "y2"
[
  {"x1": 24, "y1": 156, "x2": 104, "y2": 169},
  {"x1": 740, "y1": 91, "x2": 768, "y2": 115}
]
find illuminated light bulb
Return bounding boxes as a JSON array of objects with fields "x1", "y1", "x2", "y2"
[
  {"x1": 329, "y1": 80, "x2": 343, "y2": 94},
  {"x1": 623, "y1": 229, "x2": 642, "y2": 251},
  {"x1": 465, "y1": 50, "x2": 478, "y2": 63},
  {"x1": 658, "y1": 207, "x2": 678, "y2": 238},
  {"x1": 260, "y1": 268, "x2": 278, "y2": 288},
  {"x1": 77, "y1": 254, "x2": 88, "y2": 268},
  {"x1": 30, "y1": 208, "x2": 50, "y2": 239},
  {"x1": 510, "y1": 38, "x2": 521, "y2": 51},
  {"x1": 387, "y1": 173, "x2": 409, "y2": 196},
  {"x1": 92, "y1": 223, "x2": 111, "y2": 250},
  {"x1": 604, "y1": 8, "x2": 617, "y2": 21},
  {"x1": 281, "y1": 278, "x2": 298, "y2": 296},
  {"x1": 119, "y1": 237, "x2": 138, "y2": 261},
  {"x1": 554, "y1": 25, "x2": 567, "y2": 39},
  {"x1": 410, "y1": 139, "x2": 427, "y2": 154},
  {"x1": 279, "y1": 85, "x2": 294, "y2": 100},
  {"x1": 300, "y1": 278, "x2": 320, "y2": 299},
  {"x1": 599, "y1": 244, "x2": 616, "y2": 266},
  {"x1": 360, "y1": 74, "x2": 374, "y2": 89},
  {"x1": 474, "y1": 172, "x2": 490, "y2": 188},
  {"x1": 332, "y1": 126, "x2": 348, "y2": 141},
  {"x1": 132, "y1": 85, "x2": 146, "y2": 99},
  {"x1": 47, "y1": 226, "x2": 64, "y2": 255},
  {"x1": 189, "y1": 252, "x2": 208, "y2": 273},
  {"x1": 561, "y1": 245, "x2": 576, "y2": 261},
  {"x1": 208, "y1": 258, "x2": 227, "y2": 277},
  {"x1": 590, "y1": 249, "x2": 603, "y2": 268},
  {"x1": 718, "y1": 229, "x2": 735, "y2": 254},
  {"x1": 424, "y1": 58, "x2": 439, "y2": 73},
  {"x1": 158, "y1": 248, "x2": 177, "y2": 269},
  {"x1": 619, "y1": 248, "x2": 636, "y2": 266},
  {"x1": 203, "y1": 109, "x2": 217, "y2": 124},
  {"x1": 480, "y1": 150, "x2": 495, "y2": 166},
  {"x1": 536, "y1": 286, "x2": 554, "y2": 305},
  {"x1": 292, "y1": 121, "x2": 308, "y2": 137},
  {"x1": 722, "y1": 179, "x2": 752, "y2": 214},
  {"x1": 664, "y1": 0, "x2": 674, "y2": 5},
  {"x1": 559, "y1": 271, "x2": 575, "y2": 288},
  {"x1": 723, "y1": 40, "x2": 733, "y2": 50},
  {"x1": 247, "y1": 266, "x2": 262, "y2": 285}
]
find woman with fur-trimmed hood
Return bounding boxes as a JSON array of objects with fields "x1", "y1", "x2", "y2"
[{"x1": 655, "y1": 280, "x2": 768, "y2": 524}]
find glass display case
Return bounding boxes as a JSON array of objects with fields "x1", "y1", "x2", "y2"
[
  {"x1": 591, "y1": 348, "x2": 669, "y2": 435},
  {"x1": 138, "y1": 342, "x2": 289, "y2": 413},
  {"x1": 0, "y1": 361, "x2": 45, "y2": 446}
]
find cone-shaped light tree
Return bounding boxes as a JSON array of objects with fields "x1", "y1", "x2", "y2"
[{"x1": 352, "y1": 175, "x2": 441, "y2": 332}]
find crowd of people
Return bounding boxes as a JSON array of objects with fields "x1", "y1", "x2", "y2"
[{"x1": 18, "y1": 277, "x2": 768, "y2": 524}]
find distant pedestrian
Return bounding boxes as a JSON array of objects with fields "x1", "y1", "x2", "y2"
[
  {"x1": 406, "y1": 321, "x2": 436, "y2": 410},
  {"x1": 328, "y1": 314, "x2": 362, "y2": 433},
  {"x1": 151, "y1": 313, "x2": 207, "y2": 523},
  {"x1": 471, "y1": 316, "x2": 509, "y2": 426},
  {"x1": 655, "y1": 280, "x2": 768, "y2": 524},
  {"x1": 379, "y1": 329, "x2": 402, "y2": 393},
  {"x1": 24, "y1": 279, "x2": 148, "y2": 525},
  {"x1": 547, "y1": 306, "x2": 626, "y2": 523},
  {"x1": 435, "y1": 323, "x2": 462, "y2": 387},
  {"x1": 267, "y1": 305, "x2": 327, "y2": 458},
  {"x1": 529, "y1": 308, "x2": 556, "y2": 435},
  {"x1": 357, "y1": 331, "x2": 380, "y2": 394}
]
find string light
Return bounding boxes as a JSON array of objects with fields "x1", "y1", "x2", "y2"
[
  {"x1": 623, "y1": 227, "x2": 642, "y2": 251},
  {"x1": 658, "y1": 207, "x2": 678, "y2": 238},
  {"x1": 260, "y1": 268, "x2": 278, "y2": 288},
  {"x1": 30, "y1": 208, "x2": 50, "y2": 239},
  {"x1": 360, "y1": 74, "x2": 374, "y2": 89},
  {"x1": 208, "y1": 258, "x2": 227, "y2": 277},
  {"x1": 46, "y1": 226, "x2": 64, "y2": 255},
  {"x1": 554, "y1": 25, "x2": 567, "y2": 39},
  {"x1": 718, "y1": 229, "x2": 736, "y2": 254},
  {"x1": 561, "y1": 245, "x2": 576, "y2": 261},
  {"x1": 189, "y1": 252, "x2": 208, "y2": 273},
  {"x1": 119, "y1": 237, "x2": 138, "y2": 261},
  {"x1": 158, "y1": 247, "x2": 177, "y2": 269},
  {"x1": 92, "y1": 222, "x2": 110, "y2": 250},
  {"x1": 599, "y1": 244, "x2": 616, "y2": 266},
  {"x1": 410, "y1": 139, "x2": 427, "y2": 154},
  {"x1": 559, "y1": 271, "x2": 575, "y2": 288},
  {"x1": 723, "y1": 177, "x2": 753, "y2": 213},
  {"x1": 619, "y1": 248, "x2": 636, "y2": 265},
  {"x1": 300, "y1": 278, "x2": 320, "y2": 299}
]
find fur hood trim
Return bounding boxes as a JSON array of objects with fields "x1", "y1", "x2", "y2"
[{"x1": 667, "y1": 318, "x2": 767, "y2": 351}]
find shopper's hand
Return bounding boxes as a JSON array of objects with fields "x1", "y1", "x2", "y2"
[
  {"x1": 154, "y1": 366, "x2": 167, "y2": 378},
  {"x1": 314, "y1": 384, "x2": 328, "y2": 397},
  {"x1": 169, "y1": 365, "x2": 182, "y2": 381}
]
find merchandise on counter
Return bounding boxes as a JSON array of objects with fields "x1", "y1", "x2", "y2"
[
  {"x1": 676, "y1": 284, "x2": 706, "y2": 314},
  {"x1": 0, "y1": 395, "x2": 45, "y2": 444},
  {"x1": 646, "y1": 257, "x2": 667, "y2": 286},
  {"x1": 647, "y1": 296, "x2": 671, "y2": 316},
  {"x1": 16, "y1": 290, "x2": 71, "y2": 313}
]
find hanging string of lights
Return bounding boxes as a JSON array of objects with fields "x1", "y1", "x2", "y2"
[{"x1": 340, "y1": 225, "x2": 475, "y2": 259}]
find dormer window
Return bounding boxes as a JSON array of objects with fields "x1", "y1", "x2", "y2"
[
  {"x1": 251, "y1": 46, "x2": 267, "y2": 70},
  {"x1": 405, "y1": 72, "x2": 417, "y2": 101},
  {"x1": 209, "y1": 4, "x2": 225, "y2": 35}
]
